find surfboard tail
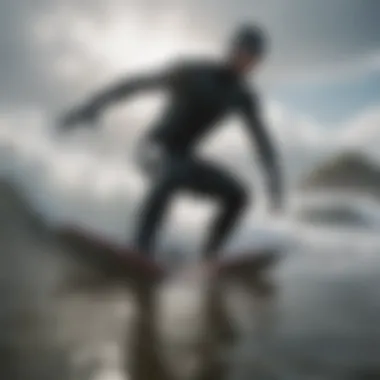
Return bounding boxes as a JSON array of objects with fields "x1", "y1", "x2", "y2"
[{"x1": 215, "y1": 250, "x2": 279, "y2": 280}]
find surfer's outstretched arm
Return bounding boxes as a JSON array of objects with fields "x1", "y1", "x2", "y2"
[
  {"x1": 61, "y1": 64, "x2": 180, "y2": 127},
  {"x1": 86, "y1": 68, "x2": 177, "y2": 111},
  {"x1": 239, "y1": 92, "x2": 283, "y2": 211}
]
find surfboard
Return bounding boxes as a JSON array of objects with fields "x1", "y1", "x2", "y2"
[{"x1": 57, "y1": 225, "x2": 282, "y2": 286}]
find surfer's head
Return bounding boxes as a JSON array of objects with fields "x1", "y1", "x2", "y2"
[{"x1": 228, "y1": 23, "x2": 268, "y2": 75}]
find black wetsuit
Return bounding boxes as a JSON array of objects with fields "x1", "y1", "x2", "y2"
[{"x1": 84, "y1": 59, "x2": 282, "y2": 257}]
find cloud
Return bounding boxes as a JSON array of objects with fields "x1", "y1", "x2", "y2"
[
  {"x1": 1, "y1": 0, "x2": 380, "y2": 111},
  {"x1": 275, "y1": 51, "x2": 380, "y2": 87}
]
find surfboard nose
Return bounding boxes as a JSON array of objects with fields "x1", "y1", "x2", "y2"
[{"x1": 57, "y1": 227, "x2": 166, "y2": 287}]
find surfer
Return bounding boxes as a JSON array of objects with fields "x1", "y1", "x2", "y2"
[{"x1": 60, "y1": 24, "x2": 284, "y2": 261}]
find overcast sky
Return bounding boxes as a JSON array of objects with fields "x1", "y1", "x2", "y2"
[
  {"x1": 1, "y1": 0, "x2": 379, "y2": 117},
  {"x1": 1, "y1": 0, "x2": 380, "y2": 246}
]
